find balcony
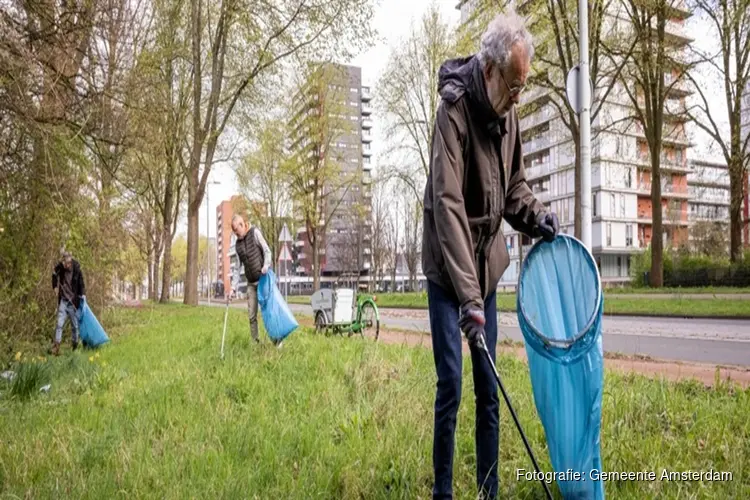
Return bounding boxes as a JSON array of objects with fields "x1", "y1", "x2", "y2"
[
  {"x1": 637, "y1": 157, "x2": 691, "y2": 173},
  {"x1": 520, "y1": 105, "x2": 555, "y2": 131},
  {"x1": 636, "y1": 209, "x2": 689, "y2": 226},
  {"x1": 525, "y1": 160, "x2": 552, "y2": 180},
  {"x1": 361, "y1": 132, "x2": 372, "y2": 143},
  {"x1": 637, "y1": 182, "x2": 690, "y2": 199},
  {"x1": 523, "y1": 135, "x2": 552, "y2": 155},
  {"x1": 361, "y1": 86, "x2": 372, "y2": 102},
  {"x1": 362, "y1": 103, "x2": 372, "y2": 115},
  {"x1": 362, "y1": 148, "x2": 372, "y2": 157},
  {"x1": 521, "y1": 85, "x2": 551, "y2": 105},
  {"x1": 663, "y1": 19, "x2": 693, "y2": 46},
  {"x1": 362, "y1": 119, "x2": 373, "y2": 129}
]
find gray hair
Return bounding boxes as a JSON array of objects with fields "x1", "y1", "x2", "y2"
[
  {"x1": 478, "y1": 11, "x2": 534, "y2": 70},
  {"x1": 231, "y1": 214, "x2": 244, "y2": 226},
  {"x1": 61, "y1": 251, "x2": 72, "y2": 261}
]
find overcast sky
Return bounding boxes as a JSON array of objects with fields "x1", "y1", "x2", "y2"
[{"x1": 188, "y1": 1, "x2": 729, "y2": 241}]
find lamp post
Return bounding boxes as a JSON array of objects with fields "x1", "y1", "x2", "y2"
[{"x1": 206, "y1": 179, "x2": 220, "y2": 305}]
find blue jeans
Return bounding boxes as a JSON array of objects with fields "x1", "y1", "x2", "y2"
[
  {"x1": 427, "y1": 280, "x2": 499, "y2": 500},
  {"x1": 55, "y1": 299, "x2": 79, "y2": 344}
]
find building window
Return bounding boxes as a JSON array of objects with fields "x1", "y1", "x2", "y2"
[
  {"x1": 592, "y1": 194, "x2": 597, "y2": 216},
  {"x1": 620, "y1": 195, "x2": 626, "y2": 218},
  {"x1": 617, "y1": 256, "x2": 623, "y2": 276},
  {"x1": 607, "y1": 223, "x2": 612, "y2": 246},
  {"x1": 610, "y1": 194, "x2": 616, "y2": 216},
  {"x1": 626, "y1": 224, "x2": 633, "y2": 247},
  {"x1": 625, "y1": 168, "x2": 632, "y2": 188}
]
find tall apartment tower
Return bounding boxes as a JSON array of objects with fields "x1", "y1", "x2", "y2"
[
  {"x1": 289, "y1": 63, "x2": 373, "y2": 277},
  {"x1": 457, "y1": 0, "x2": 694, "y2": 285}
]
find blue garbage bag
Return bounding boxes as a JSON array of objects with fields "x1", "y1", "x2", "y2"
[
  {"x1": 76, "y1": 297, "x2": 110, "y2": 348},
  {"x1": 257, "y1": 269, "x2": 298, "y2": 341},
  {"x1": 517, "y1": 235, "x2": 604, "y2": 499}
]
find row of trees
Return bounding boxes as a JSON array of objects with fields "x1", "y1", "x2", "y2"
[
  {"x1": 0, "y1": 0, "x2": 376, "y2": 351},
  {"x1": 374, "y1": 0, "x2": 749, "y2": 288}
]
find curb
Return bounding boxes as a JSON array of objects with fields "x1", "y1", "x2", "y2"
[{"x1": 287, "y1": 303, "x2": 750, "y2": 320}]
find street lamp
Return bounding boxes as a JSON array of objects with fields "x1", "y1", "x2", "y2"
[{"x1": 206, "y1": 179, "x2": 221, "y2": 305}]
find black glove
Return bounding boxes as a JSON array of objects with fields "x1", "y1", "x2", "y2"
[
  {"x1": 458, "y1": 305, "x2": 485, "y2": 347},
  {"x1": 536, "y1": 212, "x2": 559, "y2": 243}
]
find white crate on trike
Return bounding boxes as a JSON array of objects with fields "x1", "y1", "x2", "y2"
[{"x1": 310, "y1": 286, "x2": 380, "y2": 340}]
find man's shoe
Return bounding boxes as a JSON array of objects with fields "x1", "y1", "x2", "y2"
[
  {"x1": 49, "y1": 343, "x2": 60, "y2": 356},
  {"x1": 72, "y1": 340, "x2": 79, "y2": 351}
]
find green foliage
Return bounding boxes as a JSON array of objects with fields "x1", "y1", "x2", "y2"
[
  {"x1": 0, "y1": 304, "x2": 748, "y2": 498},
  {"x1": 8, "y1": 360, "x2": 51, "y2": 401}
]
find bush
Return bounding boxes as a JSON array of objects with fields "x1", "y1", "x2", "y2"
[{"x1": 630, "y1": 245, "x2": 750, "y2": 287}]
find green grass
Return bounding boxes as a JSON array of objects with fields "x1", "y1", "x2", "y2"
[
  {"x1": 1, "y1": 304, "x2": 748, "y2": 498},
  {"x1": 288, "y1": 292, "x2": 750, "y2": 317}
]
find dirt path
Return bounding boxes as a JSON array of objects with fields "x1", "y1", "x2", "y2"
[{"x1": 298, "y1": 318, "x2": 750, "y2": 388}]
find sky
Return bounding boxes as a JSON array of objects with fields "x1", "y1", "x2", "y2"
[
  {"x1": 187, "y1": 1, "x2": 732, "y2": 241},
  {"x1": 187, "y1": 0, "x2": 461, "y2": 241}
]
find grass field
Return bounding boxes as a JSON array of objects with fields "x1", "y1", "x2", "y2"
[
  {"x1": 1, "y1": 304, "x2": 748, "y2": 498},
  {"x1": 287, "y1": 292, "x2": 750, "y2": 317}
]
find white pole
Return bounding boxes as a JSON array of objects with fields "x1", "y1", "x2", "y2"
[{"x1": 579, "y1": 0, "x2": 592, "y2": 250}]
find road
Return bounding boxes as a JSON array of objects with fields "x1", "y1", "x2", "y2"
[
  {"x1": 204, "y1": 300, "x2": 750, "y2": 367},
  {"x1": 283, "y1": 304, "x2": 750, "y2": 367}
]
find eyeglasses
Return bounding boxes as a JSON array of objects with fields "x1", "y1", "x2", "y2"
[{"x1": 500, "y1": 71, "x2": 525, "y2": 97}]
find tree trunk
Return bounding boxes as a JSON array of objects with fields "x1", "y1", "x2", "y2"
[
  {"x1": 312, "y1": 233, "x2": 320, "y2": 290},
  {"x1": 649, "y1": 147, "x2": 664, "y2": 288},
  {"x1": 184, "y1": 202, "x2": 200, "y2": 304},
  {"x1": 160, "y1": 226, "x2": 173, "y2": 303},
  {"x1": 729, "y1": 155, "x2": 744, "y2": 262}
]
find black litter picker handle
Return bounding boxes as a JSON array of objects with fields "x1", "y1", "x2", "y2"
[{"x1": 472, "y1": 332, "x2": 554, "y2": 500}]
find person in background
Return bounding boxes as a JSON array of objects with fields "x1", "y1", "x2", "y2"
[
  {"x1": 230, "y1": 214, "x2": 282, "y2": 347},
  {"x1": 421, "y1": 11, "x2": 559, "y2": 500},
  {"x1": 51, "y1": 251, "x2": 86, "y2": 356}
]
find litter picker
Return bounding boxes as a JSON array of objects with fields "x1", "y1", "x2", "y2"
[
  {"x1": 220, "y1": 299, "x2": 230, "y2": 359},
  {"x1": 471, "y1": 331, "x2": 554, "y2": 500}
]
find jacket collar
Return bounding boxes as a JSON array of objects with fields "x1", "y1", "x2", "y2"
[{"x1": 468, "y1": 56, "x2": 508, "y2": 138}]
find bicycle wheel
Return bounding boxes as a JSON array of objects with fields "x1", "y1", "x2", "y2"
[{"x1": 358, "y1": 302, "x2": 379, "y2": 341}]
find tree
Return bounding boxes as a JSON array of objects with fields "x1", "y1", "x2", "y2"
[
  {"x1": 618, "y1": 0, "x2": 697, "y2": 287},
  {"x1": 377, "y1": 3, "x2": 455, "y2": 205},
  {"x1": 455, "y1": 1, "x2": 636, "y2": 238},
  {"x1": 285, "y1": 63, "x2": 362, "y2": 289},
  {"x1": 691, "y1": 220, "x2": 729, "y2": 257},
  {"x1": 181, "y1": 0, "x2": 376, "y2": 305},
  {"x1": 686, "y1": 0, "x2": 750, "y2": 261},
  {"x1": 235, "y1": 118, "x2": 292, "y2": 264},
  {"x1": 369, "y1": 175, "x2": 392, "y2": 291},
  {"x1": 402, "y1": 195, "x2": 422, "y2": 291}
]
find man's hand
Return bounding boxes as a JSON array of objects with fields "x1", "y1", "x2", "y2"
[
  {"x1": 458, "y1": 305, "x2": 485, "y2": 347},
  {"x1": 261, "y1": 265, "x2": 268, "y2": 275},
  {"x1": 536, "y1": 212, "x2": 560, "y2": 243}
]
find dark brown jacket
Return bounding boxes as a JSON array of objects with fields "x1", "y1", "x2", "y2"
[{"x1": 422, "y1": 55, "x2": 547, "y2": 310}]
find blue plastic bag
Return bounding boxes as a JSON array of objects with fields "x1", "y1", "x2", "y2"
[
  {"x1": 76, "y1": 297, "x2": 110, "y2": 348},
  {"x1": 257, "y1": 269, "x2": 298, "y2": 341},
  {"x1": 517, "y1": 235, "x2": 604, "y2": 499}
]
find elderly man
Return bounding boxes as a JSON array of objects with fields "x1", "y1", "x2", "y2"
[
  {"x1": 51, "y1": 251, "x2": 86, "y2": 355},
  {"x1": 230, "y1": 214, "x2": 273, "y2": 345},
  {"x1": 421, "y1": 11, "x2": 559, "y2": 499}
]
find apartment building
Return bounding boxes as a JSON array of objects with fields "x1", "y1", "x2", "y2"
[
  {"x1": 288, "y1": 63, "x2": 373, "y2": 277},
  {"x1": 458, "y1": 0, "x2": 694, "y2": 285}
]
